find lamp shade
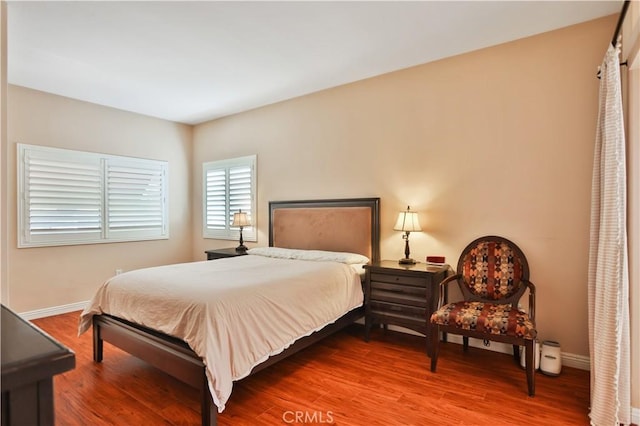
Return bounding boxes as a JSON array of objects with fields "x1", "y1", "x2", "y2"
[
  {"x1": 231, "y1": 210, "x2": 251, "y2": 227},
  {"x1": 393, "y1": 208, "x2": 422, "y2": 232}
]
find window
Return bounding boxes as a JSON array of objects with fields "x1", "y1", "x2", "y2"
[
  {"x1": 18, "y1": 144, "x2": 168, "y2": 247},
  {"x1": 203, "y1": 155, "x2": 256, "y2": 241}
]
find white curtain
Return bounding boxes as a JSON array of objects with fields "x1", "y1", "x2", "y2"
[{"x1": 588, "y1": 43, "x2": 631, "y2": 426}]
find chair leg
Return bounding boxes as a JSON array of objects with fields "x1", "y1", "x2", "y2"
[
  {"x1": 430, "y1": 325, "x2": 440, "y2": 372},
  {"x1": 525, "y1": 339, "x2": 535, "y2": 397},
  {"x1": 463, "y1": 336, "x2": 469, "y2": 352}
]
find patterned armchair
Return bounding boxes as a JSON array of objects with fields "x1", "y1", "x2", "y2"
[{"x1": 429, "y1": 235, "x2": 537, "y2": 396}]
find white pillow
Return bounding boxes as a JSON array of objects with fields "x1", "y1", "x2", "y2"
[{"x1": 247, "y1": 247, "x2": 369, "y2": 265}]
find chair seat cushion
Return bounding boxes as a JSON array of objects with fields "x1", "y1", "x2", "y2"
[{"x1": 430, "y1": 301, "x2": 536, "y2": 339}]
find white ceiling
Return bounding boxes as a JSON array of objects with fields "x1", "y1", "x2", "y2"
[{"x1": 8, "y1": 1, "x2": 621, "y2": 125}]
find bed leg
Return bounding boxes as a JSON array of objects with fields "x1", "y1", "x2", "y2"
[
  {"x1": 201, "y1": 373, "x2": 217, "y2": 426},
  {"x1": 92, "y1": 317, "x2": 103, "y2": 363}
]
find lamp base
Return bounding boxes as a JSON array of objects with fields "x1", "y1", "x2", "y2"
[
  {"x1": 398, "y1": 258, "x2": 416, "y2": 265},
  {"x1": 235, "y1": 244, "x2": 248, "y2": 253}
]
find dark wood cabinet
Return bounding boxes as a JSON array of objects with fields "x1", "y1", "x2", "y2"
[
  {"x1": 1, "y1": 305, "x2": 75, "y2": 426},
  {"x1": 204, "y1": 247, "x2": 248, "y2": 260},
  {"x1": 364, "y1": 261, "x2": 449, "y2": 357}
]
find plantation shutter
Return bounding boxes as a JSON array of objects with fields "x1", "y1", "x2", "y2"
[
  {"x1": 204, "y1": 168, "x2": 227, "y2": 231},
  {"x1": 106, "y1": 159, "x2": 168, "y2": 239},
  {"x1": 229, "y1": 164, "x2": 253, "y2": 225},
  {"x1": 20, "y1": 146, "x2": 103, "y2": 246},
  {"x1": 203, "y1": 155, "x2": 256, "y2": 241}
]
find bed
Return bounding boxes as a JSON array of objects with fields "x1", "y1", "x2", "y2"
[{"x1": 79, "y1": 197, "x2": 380, "y2": 426}]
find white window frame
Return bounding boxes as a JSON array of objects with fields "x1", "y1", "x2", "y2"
[
  {"x1": 18, "y1": 144, "x2": 169, "y2": 248},
  {"x1": 203, "y1": 155, "x2": 257, "y2": 242}
]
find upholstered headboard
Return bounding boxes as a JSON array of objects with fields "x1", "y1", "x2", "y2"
[{"x1": 269, "y1": 198, "x2": 380, "y2": 263}]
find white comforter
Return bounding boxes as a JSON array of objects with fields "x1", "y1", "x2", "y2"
[{"x1": 78, "y1": 254, "x2": 364, "y2": 412}]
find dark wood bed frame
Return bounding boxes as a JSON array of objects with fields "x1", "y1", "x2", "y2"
[{"x1": 91, "y1": 197, "x2": 380, "y2": 426}]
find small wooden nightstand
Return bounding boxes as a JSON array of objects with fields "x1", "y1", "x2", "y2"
[
  {"x1": 363, "y1": 260, "x2": 449, "y2": 357},
  {"x1": 204, "y1": 247, "x2": 248, "y2": 260}
]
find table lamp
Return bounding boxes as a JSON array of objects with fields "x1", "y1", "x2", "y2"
[
  {"x1": 231, "y1": 209, "x2": 251, "y2": 253},
  {"x1": 393, "y1": 206, "x2": 422, "y2": 264}
]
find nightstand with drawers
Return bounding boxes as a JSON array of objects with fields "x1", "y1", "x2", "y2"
[
  {"x1": 204, "y1": 247, "x2": 248, "y2": 260},
  {"x1": 363, "y1": 260, "x2": 449, "y2": 357}
]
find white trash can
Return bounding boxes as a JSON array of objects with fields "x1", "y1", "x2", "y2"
[
  {"x1": 520, "y1": 340, "x2": 540, "y2": 370},
  {"x1": 540, "y1": 340, "x2": 562, "y2": 376}
]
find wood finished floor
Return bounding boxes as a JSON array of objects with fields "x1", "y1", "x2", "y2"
[{"x1": 32, "y1": 311, "x2": 591, "y2": 425}]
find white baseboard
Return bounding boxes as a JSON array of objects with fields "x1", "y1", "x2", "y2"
[
  {"x1": 445, "y1": 334, "x2": 591, "y2": 371},
  {"x1": 561, "y1": 351, "x2": 590, "y2": 371},
  {"x1": 384, "y1": 325, "x2": 591, "y2": 371},
  {"x1": 19, "y1": 300, "x2": 88, "y2": 320}
]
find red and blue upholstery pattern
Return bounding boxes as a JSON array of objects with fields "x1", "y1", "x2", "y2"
[
  {"x1": 430, "y1": 301, "x2": 536, "y2": 339},
  {"x1": 462, "y1": 240, "x2": 523, "y2": 300}
]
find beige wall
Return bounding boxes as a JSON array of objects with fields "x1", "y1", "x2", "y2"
[
  {"x1": 193, "y1": 16, "x2": 617, "y2": 360},
  {"x1": 623, "y1": 0, "x2": 640, "y2": 412},
  {"x1": 6, "y1": 85, "x2": 193, "y2": 312}
]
